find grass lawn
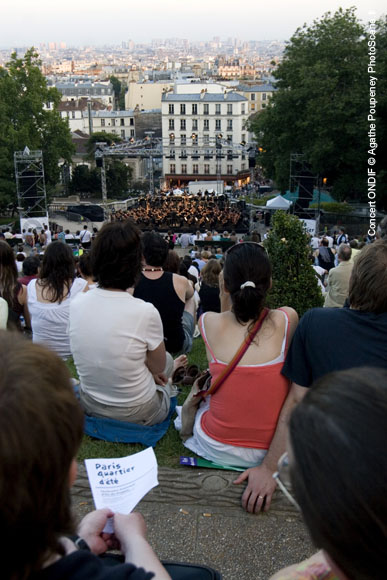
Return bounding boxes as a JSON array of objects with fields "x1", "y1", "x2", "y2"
[{"x1": 67, "y1": 337, "x2": 208, "y2": 467}]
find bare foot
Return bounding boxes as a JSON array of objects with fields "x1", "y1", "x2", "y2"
[{"x1": 173, "y1": 354, "x2": 188, "y2": 371}]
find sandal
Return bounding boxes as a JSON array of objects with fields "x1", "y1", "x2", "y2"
[
  {"x1": 172, "y1": 366, "x2": 186, "y2": 384},
  {"x1": 182, "y1": 364, "x2": 201, "y2": 386}
]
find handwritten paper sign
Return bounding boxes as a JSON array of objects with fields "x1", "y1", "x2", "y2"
[{"x1": 85, "y1": 447, "x2": 158, "y2": 530}]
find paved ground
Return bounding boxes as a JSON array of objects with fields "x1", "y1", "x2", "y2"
[{"x1": 72, "y1": 464, "x2": 314, "y2": 579}]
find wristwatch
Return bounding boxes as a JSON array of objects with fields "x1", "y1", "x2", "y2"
[{"x1": 69, "y1": 534, "x2": 91, "y2": 552}]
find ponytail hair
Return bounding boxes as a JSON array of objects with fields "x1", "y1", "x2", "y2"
[{"x1": 223, "y1": 243, "x2": 271, "y2": 327}]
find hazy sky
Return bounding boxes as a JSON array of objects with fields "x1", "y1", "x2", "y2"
[{"x1": 1, "y1": 0, "x2": 384, "y2": 47}]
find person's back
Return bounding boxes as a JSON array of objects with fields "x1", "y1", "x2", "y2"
[
  {"x1": 179, "y1": 242, "x2": 298, "y2": 468},
  {"x1": 134, "y1": 271, "x2": 185, "y2": 354},
  {"x1": 27, "y1": 242, "x2": 87, "y2": 358}
]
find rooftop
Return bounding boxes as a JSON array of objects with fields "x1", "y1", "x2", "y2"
[{"x1": 162, "y1": 92, "x2": 247, "y2": 102}]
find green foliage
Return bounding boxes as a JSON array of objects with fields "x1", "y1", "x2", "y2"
[
  {"x1": 106, "y1": 158, "x2": 132, "y2": 199},
  {"x1": 265, "y1": 211, "x2": 324, "y2": 316},
  {"x1": 70, "y1": 159, "x2": 132, "y2": 199},
  {"x1": 250, "y1": 8, "x2": 369, "y2": 202},
  {"x1": 70, "y1": 164, "x2": 100, "y2": 194},
  {"x1": 0, "y1": 48, "x2": 74, "y2": 207},
  {"x1": 309, "y1": 201, "x2": 353, "y2": 213},
  {"x1": 86, "y1": 132, "x2": 122, "y2": 158}
]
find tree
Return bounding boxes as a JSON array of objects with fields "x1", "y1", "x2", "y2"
[
  {"x1": 106, "y1": 159, "x2": 132, "y2": 199},
  {"x1": 265, "y1": 211, "x2": 324, "y2": 316},
  {"x1": 0, "y1": 48, "x2": 74, "y2": 208},
  {"x1": 86, "y1": 132, "x2": 122, "y2": 158},
  {"x1": 250, "y1": 9, "x2": 369, "y2": 203}
]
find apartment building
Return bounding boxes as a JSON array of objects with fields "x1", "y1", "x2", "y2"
[
  {"x1": 58, "y1": 100, "x2": 136, "y2": 139},
  {"x1": 161, "y1": 88, "x2": 250, "y2": 188},
  {"x1": 48, "y1": 79, "x2": 114, "y2": 107},
  {"x1": 236, "y1": 83, "x2": 275, "y2": 113}
]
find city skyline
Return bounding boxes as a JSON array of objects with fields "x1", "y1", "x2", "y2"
[{"x1": 1, "y1": 0, "x2": 384, "y2": 48}]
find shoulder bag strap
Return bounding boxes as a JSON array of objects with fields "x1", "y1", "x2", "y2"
[{"x1": 202, "y1": 307, "x2": 270, "y2": 398}]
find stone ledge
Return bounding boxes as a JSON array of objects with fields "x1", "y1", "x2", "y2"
[{"x1": 73, "y1": 464, "x2": 298, "y2": 517}]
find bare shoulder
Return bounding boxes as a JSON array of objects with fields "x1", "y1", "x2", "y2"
[{"x1": 274, "y1": 306, "x2": 299, "y2": 324}]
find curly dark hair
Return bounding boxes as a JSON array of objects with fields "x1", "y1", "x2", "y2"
[
  {"x1": 91, "y1": 220, "x2": 141, "y2": 290},
  {"x1": 38, "y1": 242, "x2": 75, "y2": 304}
]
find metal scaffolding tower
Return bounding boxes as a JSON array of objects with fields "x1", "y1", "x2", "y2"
[{"x1": 14, "y1": 147, "x2": 48, "y2": 225}]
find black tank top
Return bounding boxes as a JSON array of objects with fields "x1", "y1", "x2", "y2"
[{"x1": 134, "y1": 272, "x2": 185, "y2": 354}]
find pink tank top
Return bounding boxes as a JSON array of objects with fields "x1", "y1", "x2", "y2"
[{"x1": 199, "y1": 310, "x2": 291, "y2": 449}]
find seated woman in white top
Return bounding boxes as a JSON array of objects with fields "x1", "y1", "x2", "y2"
[
  {"x1": 28, "y1": 242, "x2": 87, "y2": 358},
  {"x1": 69, "y1": 221, "x2": 184, "y2": 425}
]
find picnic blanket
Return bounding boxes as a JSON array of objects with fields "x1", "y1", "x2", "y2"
[{"x1": 72, "y1": 381, "x2": 177, "y2": 447}]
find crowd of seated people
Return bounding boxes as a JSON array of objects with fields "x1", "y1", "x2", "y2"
[
  {"x1": 2, "y1": 216, "x2": 387, "y2": 579},
  {"x1": 111, "y1": 193, "x2": 246, "y2": 231}
]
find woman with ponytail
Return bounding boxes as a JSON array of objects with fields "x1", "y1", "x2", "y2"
[{"x1": 182, "y1": 242, "x2": 298, "y2": 469}]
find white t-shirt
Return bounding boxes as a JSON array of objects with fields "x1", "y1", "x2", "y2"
[
  {"x1": 45, "y1": 229, "x2": 52, "y2": 244},
  {"x1": 28, "y1": 277, "x2": 87, "y2": 358},
  {"x1": 69, "y1": 288, "x2": 163, "y2": 407},
  {"x1": 80, "y1": 229, "x2": 91, "y2": 243}
]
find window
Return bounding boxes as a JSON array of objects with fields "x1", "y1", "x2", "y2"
[
  {"x1": 215, "y1": 104, "x2": 221, "y2": 115},
  {"x1": 262, "y1": 103, "x2": 266, "y2": 109},
  {"x1": 170, "y1": 164, "x2": 176, "y2": 174},
  {"x1": 193, "y1": 164, "x2": 199, "y2": 174},
  {"x1": 192, "y1": 104, "x2": 197, "y2": 115},
  {"x1": 251, "y1": 103, "x2": 256, "y2": 111},
  {"x1": 121, "y1": 118, "x2": 125, "y2": 126},
  {"x1": 203, "y1": 104, "x2": 209, "y2": 115},
  {"x1": 180, "y1": 104, "x2": 186, "y2": 115},
  {"x1": 181, "y1": 164, "x2": 187, "y2": 174},
  {"x1": 204, "y1": 164, "x2": 210, "y2": 175},
  {"x1": 216, "y1": 163, "x2": 221, "y2": 173},
  {"x1": 101, "y1": 119, "x2": 105, "y2": 126},
  {"x1": 192, "y1": 119, "x2": 198, "y2": 131},
  {"x1": 181, "y1": 134, "x2": 186, "y2": 145},
  {"x1": 227, "y1": 104, "x2": 233, "y2": 115},
  {"x1": 203, "y1": 134, "x2": 210, "y2": 144},
  {"x1": 203, "y1": 119, "x2": 209, "y2": 131},
  {"x1": 241, "y1": 163, "x2": 245, "y2": 170},
  {"x1": 169, "y1": 118, "x2": 174, "y2": 130},
  {"x1": 242, "y1": 133, "x2": 246, "y2": 143},
  {"x1": 180, "y1": 119, "x2": 186, "y2": 130},
  {"x1": 227, "y1": 120, "x2": 233, "y2": 131},
  {"x1": 227, "y1": 135, "x2": 232, "y2": 142},
  {"x1": 169, "y1": 133, "x2": 175, "y2": 144},
  {"x1": 241, "y1": 104, "x2": 245, "y2": 114},
  {"x1": 169, "y1": 149, "x2": 175, "y2": 158},
  {"x1": 121, "y1": 130, "x2": 125, "y2": 138},
  {"x1": 227, "y1": 164, "x2": 233, "y2": 174},
  {"x1": 111, "y1": 119, "x2": 116, "y2": 126},
  {"x1": 215, "y1": 119, "x2": 221, "y2": 131},
  {"x1": 130, "y1": 118, "x2": 134, "y2": 126},
  {"x1": 262, "y1": 93, "x2": 267, "y2": 101},
  {"x1": 251, "y1": 94, "x2": 255, "y2": 101},
  {"x1": 192, "y1": 133, "x2": 198, "y2": 145},
  {"x1": 130, "y1": 129, "x2": 135, "y2": 137},
  {"x1": 169, "y1": 104, "x2": 174, "y2": 114},
  {"x1": 71, "y1": 111, "x2": 75, "y2": 119},
  {"x1": 180, "y1": 149, "x2": 187, "y2": 158}
]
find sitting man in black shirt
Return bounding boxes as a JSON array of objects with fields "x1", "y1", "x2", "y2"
[
  {"x1": 234, "y1": 240, "x2": 387, "y2": 514},
  {"x1": 0, "y1": 331, "x2": 170, "y2": 580},
  {"x1": 134, "y1": 232, "x2": 195, "y2": 355}
]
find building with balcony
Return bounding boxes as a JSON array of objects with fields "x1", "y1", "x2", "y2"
[{"x1": 161, "y1": 87, "x2": 250, "y2": 189}]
